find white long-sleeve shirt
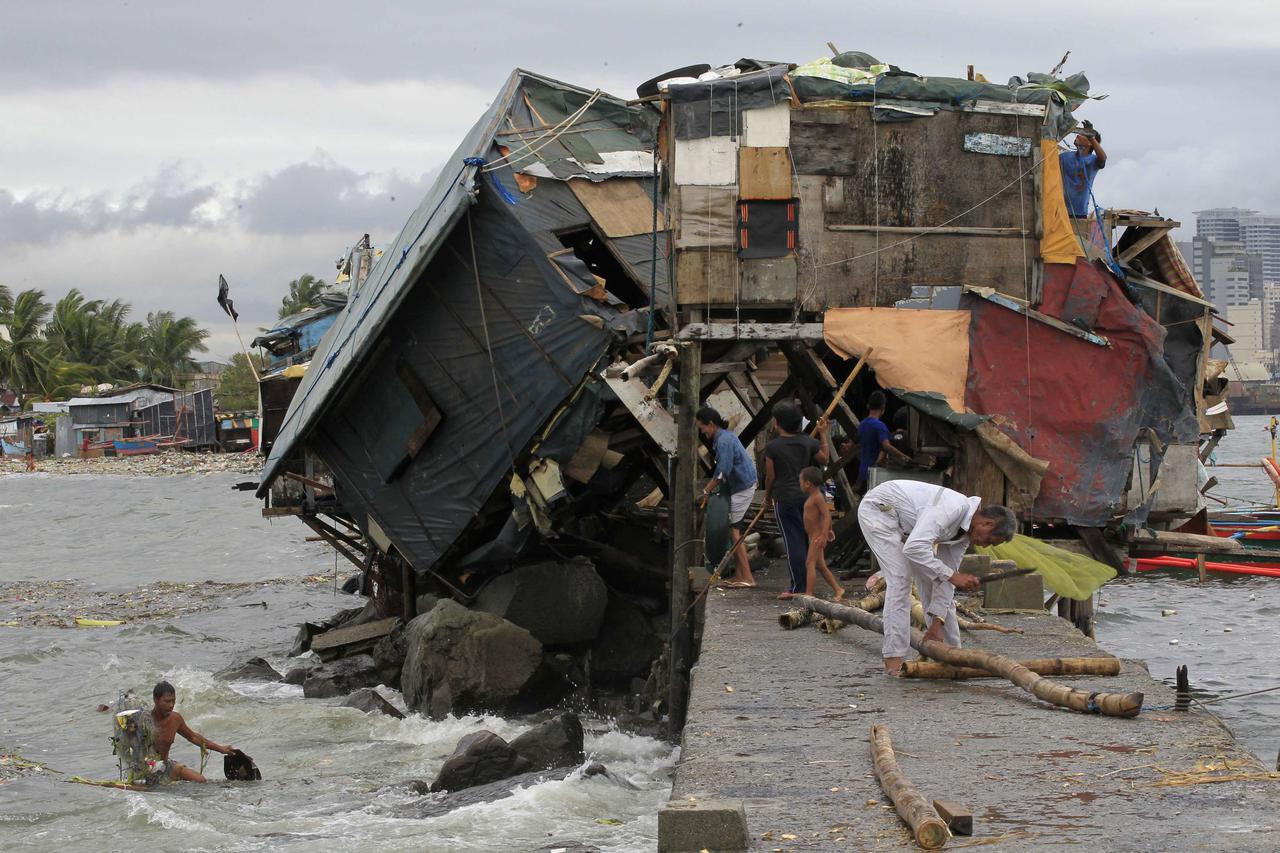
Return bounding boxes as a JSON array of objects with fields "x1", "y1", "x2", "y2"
[{"x1": 864, "y1": 480, "x2": 981, "y2": 582}]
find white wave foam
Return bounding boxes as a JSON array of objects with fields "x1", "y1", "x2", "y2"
[{"x1": 124, "y1": 792, "x2": 215, "y2": 833}]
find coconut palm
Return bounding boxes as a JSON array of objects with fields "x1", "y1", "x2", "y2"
[
  {"x1": 139, "y1": 311, "x2": 210, "y2": 388},
  {"x1": 0, "y1": 289, "x2": 52, "y2": 395},
  {"x1": 45, "y1": 290, "x2": 144, "y2": 383},
  {"x1": 279, "y1": 274, "x2": 329, "y2": 319},
  {"x1": 30, "y1": 352, "x2": 100, "y2": 401}
]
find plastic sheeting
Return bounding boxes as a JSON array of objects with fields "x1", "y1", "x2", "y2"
[
  {"x1": 977, "y1": 534, "x2": 1116, "y2": 599},
  {"x1": 964, "y1": 260, "x2": 1199, "y2": 525},
  {"x1": 1038, "y1": 138, "x2": 1084, "y2": 265},
  {"x1": 824, "y1": 307, "x2": 971, "y2": 412},
  {"x1": 668, "y1": 64, "x2": 791, "y2": 139}
]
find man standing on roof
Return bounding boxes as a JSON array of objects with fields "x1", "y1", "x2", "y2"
[
  {"x1": 1060, "y1": 121, "x2": 1106, "y2": 218},
  {"x1": 857, "y1": 480, "x2": 1015, "y2": 675}
]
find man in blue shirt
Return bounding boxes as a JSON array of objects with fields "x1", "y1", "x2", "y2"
[
  {"x1": 698, "y1": 406, "x2": 759, "y2": 588},
  {"x1": 855, "y1": 390, "x2": 912, "y2": 493},
  {"x1": 1059, "y1": 124, "x2": 1107, "y2": 218}
]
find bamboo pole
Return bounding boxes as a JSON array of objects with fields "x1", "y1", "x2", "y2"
[
  {"x1": 870, "y1": 723, "x2": 950, "y2": 849},
  {"x1": 792, "y1": 595, "x2": 1144, "y2": 718},
  {"x1": 901, "y1": 657, "x2": 1121, "y2": 680}
]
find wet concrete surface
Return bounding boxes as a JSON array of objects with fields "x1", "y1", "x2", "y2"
[{"x1": 669, "y1": 569, "x2": 1279, "y2": 850}]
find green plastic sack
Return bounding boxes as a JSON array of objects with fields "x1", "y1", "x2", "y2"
[{"x1": 975, "y1": 534, "x2": 1115, "y2": 600}]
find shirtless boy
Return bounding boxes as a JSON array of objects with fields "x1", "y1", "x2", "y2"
[
  {"x1": 799, "y1": 466, "x2": 845, "y2": 600},
  {"x1": 150, "y1": 681, "x2": 234, "y2": 782}
]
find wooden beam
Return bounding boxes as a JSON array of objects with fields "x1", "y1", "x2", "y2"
[
  {"x1": 932, "y1": 799, "x2": 973, "y2": 837},
  {"x1": 700, "y1": 361, "x2": 748, "y2": 374},
  {"x1": 781, "y1": 341, "x2": 861, "y2": 440},
  {"x1": 965, "y1": 288, "x2": 1110, "y2": 347},
  {"x1": 1074, "y1": 525, "x2": 1128, "y2": 575},
  {"x1": 677, "y1": 322, "x2": 825, "y2": 342},
  {"x1": 282, "y1": 470, "x2": 332, "y2": 493},
  {"x1": 262, "y1": 506, "x2": 303, "y2": 518},
  {"x1": 669, "y1": 339, "x2": 702, "y2": 738},
  {"x1": 1117, "y1": 227, "x2": 1173, "y2": 263},
  {"x1": 828, "y1": 224, "x2": 1029, "y2": 236},
  {"x1": 736, "y1": 375, "x2": 797, "y2": 447}
]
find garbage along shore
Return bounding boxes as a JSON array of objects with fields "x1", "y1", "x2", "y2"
[
  {"x1": 660, "y1": 569, "x2": 1280, "y2": 852},
  {"x1": 0, "y1": 451, "x2": 262, "y2": 477}
]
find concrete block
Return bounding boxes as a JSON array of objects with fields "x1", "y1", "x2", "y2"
[
  {"x1": 960, "y1": 554, "x2": 993, "y2": 576},
  {"x1": 983, "y1": 572, "x2": 1044, "y2": 610},
  {"x1": 658, "y1": 798, "x2": 749, "y2": 852}
]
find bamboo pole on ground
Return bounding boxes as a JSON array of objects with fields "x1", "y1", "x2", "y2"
[
  {"x1": 901, "y1": 657, "x2": 1121, "y2": 680},
  {"x1": 792, "y1": 595, "x2": 1144, "y2": 718},
  {"x1": 870, "y1": 723, "x2": 950, "y2": 849}
]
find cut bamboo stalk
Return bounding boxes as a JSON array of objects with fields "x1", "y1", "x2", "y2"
[
  {"x1": 778, "y1": 609, "x2": 812, "y2": 630},
  {"x1": 792, "y1": 595, "x2": 1144, "y2": 717},
  {"x1": 870, "y1": 723, "x2": 950, "y2": 849},
  {"x1": 901, "y1": 657, "x2": 1122, "y2": 680},
  {"x1": 816, "y1": 617, "x2": 846, "y2": 634}
]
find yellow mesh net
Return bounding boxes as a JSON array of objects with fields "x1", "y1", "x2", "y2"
[{"x1": 976, "y1": 534, "x2": 1116, "y2": 600}]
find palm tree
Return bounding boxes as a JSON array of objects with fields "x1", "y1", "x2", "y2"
[
  {"x1": 30, "y1": 351, "x2": 99, "y2": 401},
  {"x1": 140, "y1": 311, "x2": 210, "y2": 388},
  {"x1": 279, "y1": 274, "x2": 329, "y2": 319},
  {"x1": 0, "y1": 289, "x2": 52, "y2": 395}
]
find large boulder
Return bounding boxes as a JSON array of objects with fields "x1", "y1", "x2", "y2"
[
  {"x1": 473, "y1": 559, "x2": 607, "y2": 646},
  {"x1": 400, "y1": 600, "x2": 542, "y2": 719},
  {"x1": 429, "y1": 731, "x2": 532, "y2": 792},
  {"x1": 371, "y1": 620, "x2": 408, "y2": 686},
  {"x1": 282, "y1": 658, "x2": 321, "y2": 685},
  {"x1": 214, "y1": 656, "x2": 282, "y2": 682},
  {"x1": 509, "y1": 712, "x2": 585, "y2": 770},
  {"x1": 590, "y1": 595, "x2": 663, "y2": 684},
  {"x1": 302, "y1": 653, "x2": 381, "y2": 699},
  {"x1": 341, "y1": 688, "x2": 405, "y2": 719}
]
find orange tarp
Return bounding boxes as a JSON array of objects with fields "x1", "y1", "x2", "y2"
[
  {"x1": 1039, "y1": 138, "x2": 1084, "y2": 265},
  {"x1": 823, "y1": 308, "x2": 970, "y2": 412}
]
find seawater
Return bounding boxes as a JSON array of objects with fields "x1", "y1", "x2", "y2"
[
  {"x1": 1096, "y1": 413, "x2": 1280, "y2": 765},
  {"x1": 0, "y1": 473, "x2": 675, "y2": 852}
]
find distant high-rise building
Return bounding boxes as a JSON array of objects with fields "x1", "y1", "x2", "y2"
[
  {"x1": 1194, "y1": 208, "x2": 1280, "y2": 285},
  {"x1": 1226, "y1": 299, "x2": 1270, "y2": 369},
  {"x1": 1264, "y1": 282, "x2": 1280, "y2": 351},
  {"x1": 1191, "y1": 237, "x2": 1262, "y2": 310},
  {"x1": 1195, "y1": 207, "x2": 1254, "y2": 242}
]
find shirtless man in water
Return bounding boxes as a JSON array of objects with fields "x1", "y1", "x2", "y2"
[{"x1": 150, "y1": 681, "x2": 234, "y2": 782}]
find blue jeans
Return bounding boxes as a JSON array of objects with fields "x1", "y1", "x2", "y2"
[{"x1": 774, "y1": 498, "x2": 809, "y2": 593}]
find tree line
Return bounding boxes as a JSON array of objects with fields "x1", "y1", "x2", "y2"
[{"x1": 0, "y1": 285, "x2": 209, "y2": 402}]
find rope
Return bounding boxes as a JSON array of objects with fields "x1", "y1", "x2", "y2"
[
  {"x1": 1146, "y1": 682, "x2": 1280, "y2": 712},
  {"x1": 478, "y1": 90, "x2": 604, "y2": 173},
  {"x1": 872, "y1": 77, "x2": 880, "y2": 306},
  {"x1": 816, "y1": 157, "x2": 1045, "y2": 269},
  {"x1": 646, "y1": 137, "x2": 659, "y2": 350},
  {"x1": 466, "y1": 208, "x2": 518, "y2": 474},
  {"x1": 665, "y1": 503, "x2": 768, "y2": 645}
]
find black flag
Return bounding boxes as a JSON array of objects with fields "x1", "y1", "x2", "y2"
[{"x1": 217, "y1": 274, "x2": 239, "y2": 321}]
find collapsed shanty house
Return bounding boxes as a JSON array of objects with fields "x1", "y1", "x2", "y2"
[{"x1": 256, "y1": 55, "x2": 1226, "y2": 724}]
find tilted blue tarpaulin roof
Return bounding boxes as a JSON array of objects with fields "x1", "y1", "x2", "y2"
[{"x1": 258, "y1": 70, "x2": 656, "y2": 498}]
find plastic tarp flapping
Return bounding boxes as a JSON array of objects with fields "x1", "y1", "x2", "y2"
[
  {"x1": 976, "y1": 534, "x2": 1116, "y2": 599},
  {"x1": 963, "y1": 260, "x2": 1199, "y2": 525},
  {"x1": 824, "y1": 307, "x2": 970, "y2": 412},
  {"x1": 1039, "y1": 138, "x2": 1084, "y2": 265}
]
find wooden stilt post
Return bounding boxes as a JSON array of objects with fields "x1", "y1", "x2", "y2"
[
  {"x1": 402, "y1": 561, "x2": 418, "y2": 622},
  {"x1": 870, "y1": 723, "x2": 950, "y2": 849},
  {"x1": 792, "y1": 595, "x2": 1144, "y2": 717},
  {"x1": 668, "y1": 339, "x2": 702, "y2": 738},
  {"x1": 1196, "y1": 552, "x2": 1207, "y2": 584}
]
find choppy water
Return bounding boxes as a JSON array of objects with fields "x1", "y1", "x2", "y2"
[
  {"x1": 1097, "y1": 414, "x2": 1280, "y2": 766},
  {"x1": 0, "y1": 473, "x2": 675, "y2": 852}
]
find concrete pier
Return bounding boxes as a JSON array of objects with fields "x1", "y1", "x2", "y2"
[{"x1": 662, "y1": 573, "x2": 1279, "y2": 851}]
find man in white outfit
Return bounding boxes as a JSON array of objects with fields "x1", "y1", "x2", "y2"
[{"x1": 857, "y1": 480, "x2": 1016, "y2": 674}]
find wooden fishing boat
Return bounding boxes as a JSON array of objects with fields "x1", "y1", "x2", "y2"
[{"x1": 112, "y1": 439, "x2": 158, "y2": 456}]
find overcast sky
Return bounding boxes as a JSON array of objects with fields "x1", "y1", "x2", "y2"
[{"x1": 3, "y1": 1, "x2": 1277, "y2": 359}]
